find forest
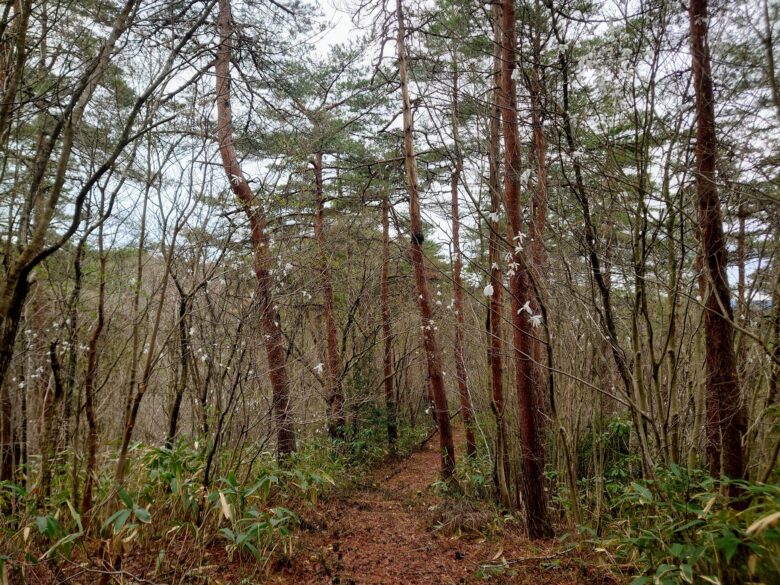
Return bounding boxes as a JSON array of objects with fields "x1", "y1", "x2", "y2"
[{"x1": 0, "y1": 0, "x2": 778, "y2": 583}]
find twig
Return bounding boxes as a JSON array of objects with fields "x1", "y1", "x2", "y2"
[{"x1": 418, "y1": 408, "x2": 462, "y2": 448}]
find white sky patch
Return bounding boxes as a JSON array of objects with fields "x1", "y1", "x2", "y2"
[{"x1": 317, "y1": 0, "x2": 358, "y2": 53}]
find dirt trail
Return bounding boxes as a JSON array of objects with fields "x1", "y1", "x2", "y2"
[{"x1": 272, "y1": 434, "x2": 609, "y2": 585}]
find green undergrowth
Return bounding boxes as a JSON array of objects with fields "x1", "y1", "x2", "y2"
[
  {"x1": 433, "y1": 416, "x2": 780, "y2": 585},
  {"x1": 335, "y1": 406, "x2": 435, "y2": 466},
  {"x1": 0, "y1": 411, "x2": 431, "y2": 580},
  {"x1": 585, "y1": 467, "x2": 780, "y2": 585},
  {"x1": 566, "y1": 417, "x2": 780, "y2": 584},
  {"x1": 429, "y1": 432, "x2": 513, "y2": 540}
]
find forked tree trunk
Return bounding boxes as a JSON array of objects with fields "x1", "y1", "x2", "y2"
[
  {"x1": 450, "y1": 60, "x2": 476, "y2": 458},
  {"x1": 313, "y1": 152, "x2": 345, "y2": 438},
  {"x1": 216, "y1": 0, "x2": 295, "y2": 457},
  {"x1": 381, "y1": 195, "x2": 398, "y2": 450},
  {"x1": 689, "y1": 0, "x2": 746, "y2": 488},
  {"x1": 395, "y1": 0, "x2": 455, "y2": 480},
  {"x1": 0, "y1": 0, "x2": 139, "y2": 396},
  {"x1": 498, "y1": 0, "x2": 552, "y2": 538}
]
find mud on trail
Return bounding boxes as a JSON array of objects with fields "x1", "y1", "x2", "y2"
[{"x1": 267, "y1": 435, "x2": 616, "y2": 585}]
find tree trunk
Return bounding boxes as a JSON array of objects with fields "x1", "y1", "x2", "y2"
[
  {"x1": 81, "y1": 216, "x2": 106, "y2": 527},
  {"x1": 0, "y1": 279, "x2": 27, "y2": 482},
  {"x1": 528, "y1": 54, "x2": 548, "y2": 404},
  {"x1": 64, "y1": 236, "x2": 86, "y2": 497},
  {"x1": 0, "y1": 0, "x2": 139, "y2": 395},
  {"x1": 381, "y1": 195, "x2": 398, "y2": 451},
  {"x1": 450, "y1": 59, "x2": 476, "y2": 458},
  {"x1": 488, "y1": 4, "x2": 510, "y2": 507},
  {"x1": 395, "y1": 0, "x2": 455, "y2": 481},
  {"x1": 689, "y1": 0, "x2": 746, "y2": 489},
  {"x1": 166, "y1": 293, "x2": 191, "y2": 447},
  {"x1": 498, "y1": 0, "x2": 552, "y2": 538},
  {"x1": 313, "y1": 152, "x2": 345, "y2": 438},
  {"x1": 216, "y1": 0, "x2": 295, "y2": 457},
  {"x1": 557, "y1": 46, "x2": 655, "y2": 479},
  {"x1": 40, "y1": 342, "x2": 64, "y2": 501}
]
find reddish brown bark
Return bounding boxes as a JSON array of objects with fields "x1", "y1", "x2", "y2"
[
  {"x1": 498, "y1": 0, "x2": 552, "y2": 538},
  {"x1": 694, "y1": 236, "x2": 720, "y2": 471},
  {"x1": 488, "y1": 6, "x2": 510, "y2": 506},
  {"x1": 527, "y1": 50, "x2": 549, "y2": 468},
  {"x1": 313, "y1": 152, "x2": 345, "y2": 438},
  {"x1": 450, "y1": 61, "x2": 476, "y2": 458},
  {"x1": 216, "y1": 0, "x2": 295, "y2": 457},
  {"x1": 381, "y1": 196, "x2": 398, "y2": 450},
  {"x1": 396, "y1": 0, "x2": 455, "y2": 480},
  {"x1": 689, "y1": 0, "x2": 745, "y2": 488},
  {"x1": 528, "y1": 59, "x2": 547, "y2": 379}
]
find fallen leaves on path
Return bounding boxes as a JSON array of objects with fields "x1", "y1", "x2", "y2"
[{"x1": 270, "y1": 437, "x2": 618, "y2": 585}]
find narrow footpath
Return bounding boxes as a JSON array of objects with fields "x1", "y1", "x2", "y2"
[{"x1": 271, "y1": 434, "x2": 615, "y2": 584}]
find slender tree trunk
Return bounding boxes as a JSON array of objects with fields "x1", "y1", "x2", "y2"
[
  {"x1": 557, "y1": 47, "x2": 655, "y2": 478},
  {"x1": 689, "y1": 0, "x2": 746, "y2": 489},
  {"x1": 528, "y1": 43, "x2": 581, "y2": 526},
  {"x1": 488, "y1": 5, "x2": 510, "y2": 506},
  {"x1": 0, "y1": 277, "x2": 26, "y2": 482},
  {"x1": 528, "y1": 55, "x2": 548, "y2": 400},
  {"x1": 381, "y1": 195, "x2": 398, "y2": 451},
  {"x1": 81, "y1": 215, "x2": 106, "y2": 527},
  {"x1": 0, "y1": 375, "x2": 17, "y2": 482},
  {"x1": 115, "y1": 226, "x2": 178, "y2": 488},
  {"x1": 123, "y1": 155, "x2": 153, "y2": 435},
  {"x1": 735, "y1": 202, "x2": 749, "y2": 379},
  {"x1": 395, "y1": 0, "x2": 455, "y2": 480},
  {"x1": 216, "y1": 0, "x2": 295, "y2": 457},
  {"x1": 498, "y1": 0, "x2": 552, "y2": 538},
  {"x1": 166, "y1": 293, "x2": 191, "y2": 447},
  {"x1": 768, "y1": 260, "x2": 780, "y2": 409},
  {"x1": 450, "y1": 59, "x2": 476, "y2": 458},
  {"x1": 0, "y1": 0, "x2": 31, "y2": 148},
  {"x1": 762, "y1": 0, "x2": 780, "y2": 122},
  {"x1": 760, "y1": 4, "x2": 780, "y2": 481},
  {"x1": 64, "y1": 236, "x2": 86, "y2": 496},
  {"x1": 313, "y1": 152, "x2": 345, "y2": 438},
  {"x1": 40, "y1": 341, "x2": 64, "y2": 501}
]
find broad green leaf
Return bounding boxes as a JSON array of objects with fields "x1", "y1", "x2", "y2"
[
  {"x1": 631, "y1": 482, "x2": 653, "y2": 503},
  {"x1": 133, "y1": 507, "x2": 151, "y2": 524},
  {"x1": 680, "y1": 563, "x2": 693, "y2": 583},
  {"x1": 117, "y1": 486, "x2": 134, "y2": 509}
]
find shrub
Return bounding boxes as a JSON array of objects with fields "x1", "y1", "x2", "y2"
[{"x1": 592, "y1": 464, "x2": 780, "y2": 584}]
